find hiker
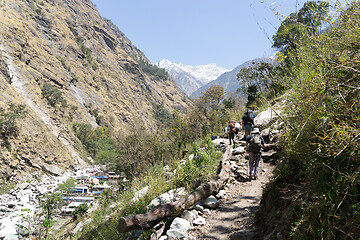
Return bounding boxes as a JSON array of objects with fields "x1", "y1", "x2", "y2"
[
  {"x1": 242, "y1": 109, "x2": 255, "y2": 139},
  {"x1": 227, "y1": 120, "x2": 236, "y2": 146},
  {"x1": 245, "y1": 128, "x2": 265, "y2": 180}
]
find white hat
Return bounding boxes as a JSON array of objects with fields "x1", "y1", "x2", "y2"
[{"x1": 251, "y1": 128, "x2": 260, "y2": 134}]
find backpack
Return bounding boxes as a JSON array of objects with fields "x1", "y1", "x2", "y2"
[
  {"x1": 228, "y1": 121, "x2": 236, "y2": 133},
  {"x1": 247, "y1": 110, "x2": 255, "y2": 121},
  {"x1": 250, "y1": 134, "x2": 262, "y2": 153}
]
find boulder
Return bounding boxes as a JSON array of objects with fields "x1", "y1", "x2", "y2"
[
  {"x1": 232, "y1": 147, "x2": 245, "y2": 155},
  {"x1": 194, "y1": 203, "x2": 204, "y2": 212},
  {"x1": 166, "y1": 217, "x2": 191, "y2": 239},
  {"x1": 72, "y1": 221, "x2": 84, "y2": 235},
  {"x1": 254, "y1": 108, "x2": 281, "y2": 128},
  {"x1": 202, "y1": 195, "x2": 219, "y2": 209},
  {"x1": 230, "y1": 155, "x2": 242, "y2": 161},
  {"x1": 193, "y1": 217, "x2": 206, "y2": 226},
  {"x1": 216, "y1": 190, "x2": 227, "y2": 199},
  {"x1": 261, "y1": 150, "x2": 277, "y2": 162},
  {"x1": 212, "y1": 139, "x2": 226, "y2": 147},
  {"x1": 147, "y1": 187, "x2": 187, "y2": 210},
  {"x1": 203, "y1": 209, "x2": 211, "y2": 215},
  {"x1": 181, "y1": 209, "x2": 199, "y2": 222},
  {"x1": 17, "y1": 182, "x2": 29, "y2": 191},
  {"x1": 132, "y1": 186, "x2": 149, "y2": 202},
  {"x1": 40, "y1": 164, "x2": 64, "y2": 176}
]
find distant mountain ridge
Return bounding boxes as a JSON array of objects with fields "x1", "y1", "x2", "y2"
[
  {"x1": 156, "y1": 59, "x2": 229, "y2": 96},
  {"x1": 190, "y1": 58, "x2": 272, "y2": 98}
]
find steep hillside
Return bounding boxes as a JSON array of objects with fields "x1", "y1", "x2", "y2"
[
  {"x1": 156, "y1": 59, "x2": 229, "y2": 96},
  {"x1": 0, "y1": 0, "x2": 190, "y2": 183}
]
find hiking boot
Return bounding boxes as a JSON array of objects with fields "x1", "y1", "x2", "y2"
[
  {"x1": 253, "y1": 174, "x2": 258, "y2": 180},
  {"x1": 249, "y1": 173, "x2": 253, "y2": 180}
]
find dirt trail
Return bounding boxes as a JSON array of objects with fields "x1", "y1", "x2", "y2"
[{"x1": 190, "y1": 143, "x2": 275, "y2": 240}]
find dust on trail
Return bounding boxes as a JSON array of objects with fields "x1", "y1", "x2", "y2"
[{"x1": 190, "y1": 146, "x2": 275, "y2": 240}]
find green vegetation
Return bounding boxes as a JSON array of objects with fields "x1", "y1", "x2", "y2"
[
  {"x1": 255, "y1": 1, "x2": 360, "y2": 239},
  {"x1": 79, "y1": 138, "x2": 222, "y2": 239},
  {"x1": 77, "y1": 39, "x2": 98, "y2": 70},
  {"x1": 72, "y1": 82, "x2": 241, "y2": 239},
  {"x1": 72, "y1": 123, "x2": 117, "y2": 165},
  {"x1": 237, "y1": 61, "x2": 283, "y2": 108},
  {"x1": 0, "y1": 104, "x2": 27, "y2": 147},
  {"x1": 152, "y1": 102, "x2": 173, "y2": 125},
  {"x1": 72, "y1": 202, "x2": 89, "y2": 221},
  {"x1": 57, "y1": 177, "x2": 76, "y2": 192},
  {"x1": 41, "y1": 193, "x2": 61, "y2": 239},
  {"x1": 137, "y1": 57, "x2": 171, "y2": 81},
  {"x1": 41, "y1": 83, "x2": 67, "y2": 108},
  {"x1": 84, "y1": 103, "x2": 102, "y2": 125},
  {"x1": 0, "y1": 180, "x2": 16, "y2": 195},
  {"x1": 175, "y1": 139, "x2": 221, "y2": 189}
]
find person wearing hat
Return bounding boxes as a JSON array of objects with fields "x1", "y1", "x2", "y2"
[{"x1": 245, "y1": 128, "x2": 265, "y2": 180}]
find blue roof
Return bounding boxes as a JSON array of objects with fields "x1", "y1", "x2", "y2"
[{"x1": 92, "y1": 175, "x2": 109, "y2": 179}]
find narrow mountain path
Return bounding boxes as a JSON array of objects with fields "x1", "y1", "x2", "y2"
[{"x1": 189, "y1": 142, "x2": 275, "y2": 240}]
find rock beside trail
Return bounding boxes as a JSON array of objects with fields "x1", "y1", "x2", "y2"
[
  {"x1": 147, "y1": 187, "x2": 187, "y2": 210},
  {"x1": 254, "y1": 108, "x2": 281, "y2": 128},
  {"x1": 193, "y1": 217, "x2": 206, "y2": 226},
  {"x1": 203, "y1": 195, "x2": 220, "y2": 209},
  {"x1": 166, "y1": 217, "x2": 191, "y2": 239},
  {"x1": 181, "y1": 209, "x2": 199, "y2": 222}
]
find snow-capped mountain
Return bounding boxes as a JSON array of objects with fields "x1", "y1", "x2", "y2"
[
  {"x1": 190, "y1": 58, "x2": 273, "y2": 98},
  {"x1": 156, "y1": 59, "x2": 230, "y2": 96}
]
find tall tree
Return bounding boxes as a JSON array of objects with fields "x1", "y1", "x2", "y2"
[{"x1": 273, "y1": 1, "x2": 330, "y2": 54}]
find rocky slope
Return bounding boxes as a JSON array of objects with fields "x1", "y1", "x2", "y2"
[
  {"x1": 0, "y1": 0, "x2": 190, "y2": 183},
  {"x1": 156, "y1": 59, "x2": 229, "y2": 96}
]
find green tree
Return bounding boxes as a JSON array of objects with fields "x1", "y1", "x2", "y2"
[
  {"x1": 273, "y1": 1, "x2": 330, "y2": 54},
  {"x1": 201, "y1": 85, "x2": 225, "y2": 111},
  {"x1": 237, "y1": 61, "x2": 281, "y2": 107},
  {"x1": 41, "y1": 83, "x2": 67, "y2": 109},
  {"x1": 41, "y1": 193, "x2": 61, "y2": 240},
  {"x1": 72, "y1": 202, "x2": 89, "y2": 221},
  {"x1": 195, "y1": 85, "x2": 226, "y2": 133},
  {"x1": 153, "y1": 102, "x2": 173, "y2": 125},
  {"x1": 0, "y1": 104, "x2": 27, "y2": 139},
  {"x1": 57, "y1": 177, "x2": 76, "y2": 192}
]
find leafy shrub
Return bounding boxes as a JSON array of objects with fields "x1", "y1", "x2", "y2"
[
  {"x1": 256, "y1": 2, "x2": 360, "y2": 239},
  {"x1": 0, "y1": 104, "x2": 27, "y2": 139},
  {"x1": 41, "y1": 83, "x2": 67, "y2": 108},
  {"x1": 175, "y1": 139, "x2": 221, "y2": 190},
  {"x1": 72, "y1": 203, "x2": 89, "y2": 221},
  {"x1": 137, "y1": 57, "x2": 170, "y2": 81},
  {"x1": 153, "y1": 102, "x2": 173, "y2": 125}
]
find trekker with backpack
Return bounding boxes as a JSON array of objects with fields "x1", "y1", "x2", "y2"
[
  {"x1": 245, "y1": 128, "x2": 265, "y2": 180},
  {"x1": 227, "y1": 120, "x2": 236, "y2": 146},
  {"x1": 242, "y1": 110, "x2": 255, "y2": 140}
]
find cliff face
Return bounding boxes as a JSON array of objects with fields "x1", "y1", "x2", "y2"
[{"x1": 0, "y1": 0, "x2": 190, "y2": 183}]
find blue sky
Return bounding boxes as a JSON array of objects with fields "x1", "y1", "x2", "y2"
[{"x1": 91, "y1": 0, "x2": 311, "y2": 69}]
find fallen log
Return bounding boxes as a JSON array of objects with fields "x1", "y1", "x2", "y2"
[{"x1": 117, "y1": 145, "x2": 232, "y2": 233}]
